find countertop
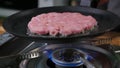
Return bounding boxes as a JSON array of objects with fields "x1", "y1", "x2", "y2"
[{"x1": 0, "y1": 20, "x2": 5, "y2": 34}]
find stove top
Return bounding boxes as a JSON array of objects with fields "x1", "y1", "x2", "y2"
[
  {"x1": 0, "y1": 30, "x2": 120, "y2": 68},
  {"x1": 0, "y1": 43, "x2": 119, "y2": 68},
  {"x1": 0, "y1": 37, "x2": 119, "y2": 68}
]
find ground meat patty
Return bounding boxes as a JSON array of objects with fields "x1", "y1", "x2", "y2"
[{"x1": 28, "y1": 12, "x2": 97, "y2": 36}]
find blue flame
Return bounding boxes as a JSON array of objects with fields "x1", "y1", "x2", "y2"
[
  {"x1": 43, "y1": 48, "x2": 94, "y2": 67},
  {"x1": 51, "y1": 55, "x2": 93, "y2": 67}
]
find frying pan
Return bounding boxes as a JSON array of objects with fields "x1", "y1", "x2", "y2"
[{"x1": 3, "y1": 6, "x2": 120, "y2": 43}]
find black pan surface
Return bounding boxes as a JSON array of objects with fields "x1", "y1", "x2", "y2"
[{"x1": 3, "y1": 6, "x2": 120, "y2": 42}]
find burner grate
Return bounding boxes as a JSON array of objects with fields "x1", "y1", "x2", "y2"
[
  {"x1": 51, "y1": 48, "x2": 95, "y2": 67},
  {"x1": 18, "y1": 44, "x2": 116, "y2": 68}
]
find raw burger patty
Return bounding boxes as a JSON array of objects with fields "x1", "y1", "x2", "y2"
[{"x1": 28, "y1": 12, "x2": 97, "y2": 36}]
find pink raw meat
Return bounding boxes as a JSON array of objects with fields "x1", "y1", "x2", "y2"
[{"x1": 28, "y1": 12, "x2": 97, "y2": 36}]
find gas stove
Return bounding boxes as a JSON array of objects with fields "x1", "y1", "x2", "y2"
[
  {"x1": 0, "y1": 35, "x2": 119, "y2": 68},
  {"x1": 0, "y1": 31, "x2": 120, "y2": 68},
  {"x1": 0, "y1": 42, "x2": 119, "y2": 68},
  {"x1": 19, "y1": 44, "x2": 119, "y2": 68}
]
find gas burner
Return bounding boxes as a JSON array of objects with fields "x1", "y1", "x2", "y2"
[
  {"x1": 51, "y1": 48, "x2": 90, "y2": 67},
  {"x1": 18, "y1": 44, "x2": 119, "y2": 68}
]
